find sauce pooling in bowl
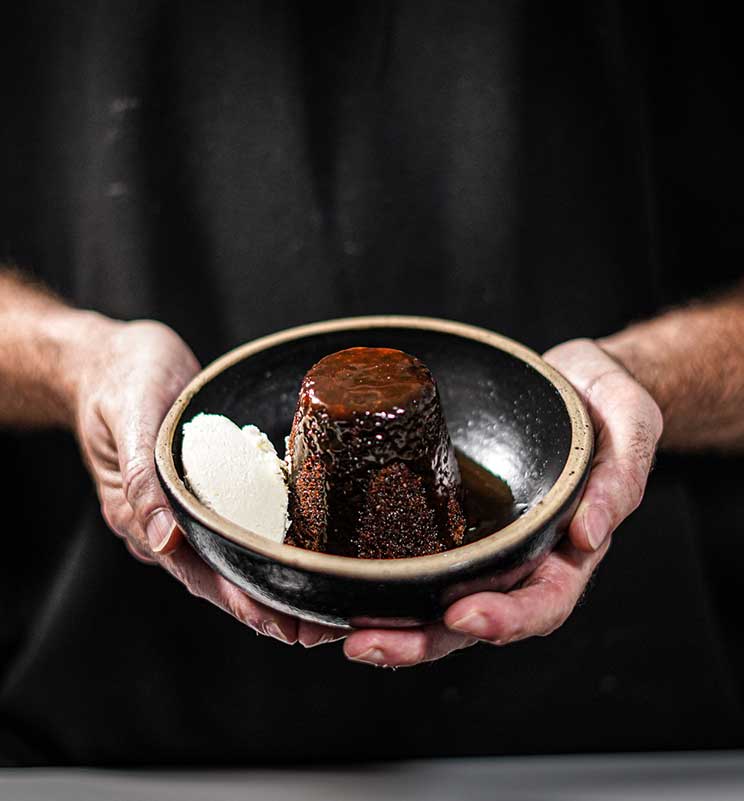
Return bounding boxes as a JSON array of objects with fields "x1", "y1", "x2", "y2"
[{"x1": 456, "y1": 451, "x2": 528, "y2": 545}]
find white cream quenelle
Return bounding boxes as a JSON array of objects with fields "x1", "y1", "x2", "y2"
[{"x1": 181, "y1": 413, "x2": 290, "y2": 542}]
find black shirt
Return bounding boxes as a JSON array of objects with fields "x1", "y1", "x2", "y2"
[{"x1": 1, "y1": 0, "x2": 743, "y2": 765}]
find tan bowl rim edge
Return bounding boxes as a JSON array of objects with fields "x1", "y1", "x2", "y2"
[{"x1": 155, "y1": 315, "x2": 594, "y2": 580}]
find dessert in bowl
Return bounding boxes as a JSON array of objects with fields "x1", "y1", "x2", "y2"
[
  {"x1": 286, "y1": 347, "x2": 466, "y2": 559},
  {"x1": 155, "y1": 316, "x2": 593, "y2": 627}
]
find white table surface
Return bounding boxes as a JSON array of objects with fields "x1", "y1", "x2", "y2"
[{"x1": 2, "y1": 752, "x2": 743, "y2": 800}]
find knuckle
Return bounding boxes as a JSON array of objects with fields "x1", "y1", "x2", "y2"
[
  {"x1": 225, "y1": 597, "x2": 244, "y2": 624},
  {"x1": 583, "y1": 367, "x2": 628, "y2": 409},
  {"x1": 101, "y1": 503, "x2": 122, "y2": 536},
  {"x1": 121, "y1": 455, "x2": 149, "y2": 499},
  {"x1": 505, "y1": 609, "x2": 531, "y2": 643},
  {"x1": 524, "y1": 575, "x2": 572, "y2": 639},
  {"x1": 121, "y1": 455, "x2": 159, "y2": 514},
  {"x1": 544, "y1": 338, "x2": 593, "y2": 361},
  {"x1": 125, "y1": 540, "x2": 156, "y2": 565},
  {"x1": 184, "y1": 583, "x2": 202, "y2": 601},
  {"x1": 408, "y1": 634, "x2": 429, "y2": 664},
  {"x1": 125, "y1": 321, "x2": 199, "y2": 384},
  {"x1": 127, "y1": 318, "x2": 173, "y2": 342},
  {"x1": 499, "y1": 625, "x2": 523, "y2": 646},
  {"x1": 483, "y1": 616, "x2": 521, "y2": 646},
  {"x1": 101, "y1": 500, "x2": 132, "y2": 539},
  {"x1": 561, "y1": 337, "x2": 595, "y2": 354},
  {"x1": 185, "y1": 575, "x2": 209, "y2": 602}
]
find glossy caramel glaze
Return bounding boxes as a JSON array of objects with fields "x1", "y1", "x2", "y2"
[
  {"x1": 301, "y1": 347, "x2": 435, "y2": 418},
  {"x1": 286, "y1": 347, "x2": 465, "y2": 557}
]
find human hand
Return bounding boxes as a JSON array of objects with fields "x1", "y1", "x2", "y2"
[
  {"x1": 73, "y1": 317, "x2": 344, "y2": 647},
  {"x1": 343, "y1": 338, "x2": 663, "y2": 667}
]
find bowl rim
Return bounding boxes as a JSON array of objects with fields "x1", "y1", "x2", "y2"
[{"x1": 156, "y1": 315, "x2": 593, "y2": 580}]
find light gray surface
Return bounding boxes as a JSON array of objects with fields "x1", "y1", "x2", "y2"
[{"x1": 1, "y1": 753, "x2": 743, "y2": 801}]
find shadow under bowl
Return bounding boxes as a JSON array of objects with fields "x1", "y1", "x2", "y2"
[{"x1": 156, "y1": 316, "x2": 593, "y2": 628}]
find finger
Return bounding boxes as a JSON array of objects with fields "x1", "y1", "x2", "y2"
[
  {"x1": 159, "y1": 545, "x2": 300, "y2": 644},
  {"x1": 445, "y1": 536, "x2": 610, "y2": 643},
  {"x1": 569, "y1": 452, "x2": 646, "y2": 553},
  {"x1": 544, "y1": 341, "x2": 663, "y2": 552},
  {"x1": 297, "y1": 620, "x2": 349, "y2": 648},
  {"x1": 344, "y1": 623, "x2": 475, "y2": 667}
]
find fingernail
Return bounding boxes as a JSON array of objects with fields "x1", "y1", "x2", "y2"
[
  {"x1": 449, "y1": 610, "x2": 489, "y2": 637},
  {"x1": 349, "y1": 646, "x2": 386, "y2": 666},
  {"x1": 154, "y1": 525, "x2": 183, "y2": 556},
  {"x1": 308, "y1": 631, "x2": 347, "y2": 648},
  {"x1": 146, "y1": 510, "x2": 176, "y2": 552},
  {"x1": 315, "y1": 634, "x2": 341, "y2": 647},
  {"x1": 301, "y1": 631, "x2": 325, "y2": 648},
  {"x1": 585, "y1": 506, "x2": 611, "y2": 550},
  {"x1": 265, "y1": 621, "x2": 292, "y2": 644}
]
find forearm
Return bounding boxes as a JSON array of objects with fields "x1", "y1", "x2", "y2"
[
  {"x1": 0, "y1": 268, "x2": 115, "y2": 428},
  {"x1": 600, "y1": 282, "x2": 744, "y2": 451}
]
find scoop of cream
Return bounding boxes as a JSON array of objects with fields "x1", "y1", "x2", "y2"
[{"x1": 181, "y1": 413, "x2": 289, "y2": 542}]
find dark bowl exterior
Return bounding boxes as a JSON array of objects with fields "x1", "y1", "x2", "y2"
[
  {"x1": 160, "y1": 470, "x2": 588, "y2": 627},
  {"x1": 156, "y1": 316, "x2": 594, "y2": 628}
]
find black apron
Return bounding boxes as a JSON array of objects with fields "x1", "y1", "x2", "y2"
[{"x1": 1, "y1": 0, "x2": 742, "y2": 764}]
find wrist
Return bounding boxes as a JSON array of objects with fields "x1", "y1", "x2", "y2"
[
  {"x1": 597, "y1": 331, "x2": 660, "y2": 397},
  {"x1": 39, "y1": 307, "x2": 123, "y2": 429}
]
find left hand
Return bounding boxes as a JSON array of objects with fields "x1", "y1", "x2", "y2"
[
  {"x1": 343, "y1": 338, "x2": 663, "y2": 667},
  {"x1": 73, "y1": 318, "x2": 345, "y2": 649}
]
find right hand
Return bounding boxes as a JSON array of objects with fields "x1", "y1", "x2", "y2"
[{"x1": 72, "y1": 316, "x2": 345, "y2": 648}]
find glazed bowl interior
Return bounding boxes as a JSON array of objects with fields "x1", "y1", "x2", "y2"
[{"x1": 172, "y1": 321, "x2": 579, "y2": 542}]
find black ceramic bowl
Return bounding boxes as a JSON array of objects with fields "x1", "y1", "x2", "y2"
[{"x1": 155, "y1": 316, "x2": 593, "y2": 628}]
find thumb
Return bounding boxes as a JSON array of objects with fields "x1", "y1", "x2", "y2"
[
  {"x1": 118, "y1": 406, "x2": 182, "y2": 555},
  {"x1": 544, "y1": 340, "x2": 662, "y2": 553}
]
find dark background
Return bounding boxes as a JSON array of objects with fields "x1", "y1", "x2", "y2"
[{"x1": 1, "y1": 0, "x2": 743, "y2": 764}]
